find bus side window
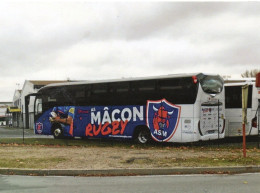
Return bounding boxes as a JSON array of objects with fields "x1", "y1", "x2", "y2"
[
  {"x1": 73, "y1": 85, "x2": 87, "y2": 106},
  {"x1": 131, "y1": 80, "x2": 158, "y2": 105},
  {"x1": 37, "y1": 103, "x2": 42, "y2": 114},
  {"x1": 225, "y1": 85, "x2": 252, "y2": 109},
  {"x1": 91, "y1": 83, "x2": 108, "y2": 106},
  {"x1": 108, "y1": 82, "x2": 130, "y2": 105},
  {"x1": 158, "y1": 77, "x2": 197, "y2": 104},
  {"x1": 83, "y1": 85, "x2": 91, "y2": 106}
]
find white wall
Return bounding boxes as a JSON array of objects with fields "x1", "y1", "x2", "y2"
[
  {"x1": 0, "y1": 108, "x2": 6, "y2": 116},
  {"x1": 20, "y1": 81, "x2": 42, "y2": 129},
  {"x1": 20, "y1": 80, "x2": 34, "y2": 128}
]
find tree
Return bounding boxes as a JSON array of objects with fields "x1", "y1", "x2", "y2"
[{"x1": 241, "y1": 69, "x2": 260, "y2": 78}]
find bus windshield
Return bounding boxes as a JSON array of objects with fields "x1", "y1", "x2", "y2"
[{"x1": 198, "y1": 74, "x2": 224, "y2": 94}]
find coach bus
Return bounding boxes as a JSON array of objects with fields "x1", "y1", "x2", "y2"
[
  {"x1": 224, "y1": 78, "x2": 259, "y2": 137},
  {"x1": 34, "y1": 73, "x2": 225, "y2": 143}
]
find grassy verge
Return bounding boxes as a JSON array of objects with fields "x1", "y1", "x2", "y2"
[
  {"x1": 0, "y1": 157, "x2": 67, "y2": 169},
  {"x1": 0, "y1": 137, "x2": 259, "y2": 148},
  {"x1": 121, "y1": 154, "x2": 260, "y2": 167},
  {"x1": 0, "y1": 138, "x2": 90, "y2": 146}
]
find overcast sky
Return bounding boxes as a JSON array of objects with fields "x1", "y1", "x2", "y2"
[{"x1": 1, "y1": 1, "x2": 260, "y2": 101}]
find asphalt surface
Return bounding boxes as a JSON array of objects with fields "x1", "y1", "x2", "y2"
[
  {"x1": 1, "y1": 173, "x2": 259, "y2": 193},
  {"x1": 0, "y1": 126, "x2": 52, "y2": 138}
]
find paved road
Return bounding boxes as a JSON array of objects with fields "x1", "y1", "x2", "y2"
[
  {"x1": 0, "y1": 173, "x2": 259, "y2": 193},
  {"x1": 0, "y1": 127, "x2": 52, "y2": 138}
]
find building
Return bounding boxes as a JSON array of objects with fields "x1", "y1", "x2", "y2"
[
  {"x1": 11, "y1": 80, "x2": 70, "y2": 129},
  {"x1": 8, "y1": 90, "x2": 22, "y2": 127},
  {"x1": 0, "y1": 102, "x2": 13, "y2": 126}
]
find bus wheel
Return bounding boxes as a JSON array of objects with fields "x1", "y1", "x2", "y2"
[
  {"x1": 53, "y1": 125, "x2": 64, "y2": 139},
  {"x1": 135, "y1": 127, "x2": 151, "y2": 144}
]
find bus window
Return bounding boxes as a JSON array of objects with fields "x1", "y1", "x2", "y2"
[
  {"x1": 91, "y1": 83, "x2": 108, "y2": 105},
  {"x1": 108, "y1": 81, "x2": 130, "y2": 105},
  {"x1": 158, "y1": 77, "x2": 197, "y2": 104},
  {"x1": 76, "y1": 90, "x2": 85, "y2": 98},
  {"x1": 42, "y1": 87, "x2": 75, "y2": 106},
  {"x1": 111, "y1": 81, "x2": 130, "y2": 93},
  {"x1": 36, "y1": 103, "x2": 42, "y2": 115},
  {"x1": 93, "y1": 84, "x2": 107, "y2": 94},
  {"x1": 131, "y1": 80, "x2": 158, "y2": 104},
  {"x1": 35, "y1": 98, "x2": 42, "y2": 115},
  {"x1": 68, "y1": 85, "x2": 87, "y2": 106},
  {"x1": 225, "y1": 85, "x2": 252, "y2": 108}
]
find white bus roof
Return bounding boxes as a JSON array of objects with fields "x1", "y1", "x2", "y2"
[
  {"x1": 39, "y1": 73, "x2": 221, "y2": 91},
  {"x1": 224, "y1": 78, "x2": 255, "y2": 84}
]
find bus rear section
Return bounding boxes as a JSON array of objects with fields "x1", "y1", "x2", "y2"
[
  {"x1": 225, "y1": 81, "x2": 258, "y2": 137},
  {"x1": 199, "y1": 101, "x2": 225, "y2": 139},
  {"x1": 196, "y1": 74, "x2": 225, "y2": 141},
  {"x1": 148, "y1": 74, "x2": 225, "y2": 143}
]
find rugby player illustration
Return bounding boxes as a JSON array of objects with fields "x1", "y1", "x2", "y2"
[{"x1": 49, "y1": 106, "x2": 75, "y2": 136}]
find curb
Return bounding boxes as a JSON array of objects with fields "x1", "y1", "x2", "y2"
[{"x1": 0, "y1": 166, "x2": 259, "y2": 176}]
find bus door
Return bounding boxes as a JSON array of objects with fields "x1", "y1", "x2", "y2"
[
  {"x1": 197, "y1": 74, "x2": 225, "y2": 139},
  {"x1": 200, "y1": 101, "x2": 224, "y2": 136}
]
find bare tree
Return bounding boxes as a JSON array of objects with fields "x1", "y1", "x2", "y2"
[{"x1": 241, "y1": 69, "x2": 260, "y2": 78}]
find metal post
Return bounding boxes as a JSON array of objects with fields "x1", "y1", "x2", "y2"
[
  {"x1": 23, "y1": 126, "x2": 24, "y2": 144},
  {"x1": 242, "y1": 123, "x2": 246, "y2": 157},
  {"x1": 242, "y1": 85, "x2": 249, "y2": 158},
  {"x1": 257, "y1": 100, "x2": 260, "y2": 149},
  {"x1": 255, "y1": 73, "x2": 260, "y2": 148},
  {"x1": 218, "y1": 100, "x2": 220, "y2": 139},
  {"x1": 218, "y1": 99, "x2": 220, "y2": 147}
]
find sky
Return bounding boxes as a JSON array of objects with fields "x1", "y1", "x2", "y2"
[{"x1": 0, "y1": 1, "x2": 260, "y2": 101}]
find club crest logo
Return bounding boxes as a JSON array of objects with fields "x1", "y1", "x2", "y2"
[
  {"x1": 146, "y1": 99, "x2": 181, "y2": 142},
  {"x1": 36, "y1": 122, "x2": 43, "y2": 134}
]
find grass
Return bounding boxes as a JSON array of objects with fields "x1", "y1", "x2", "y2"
[
  {"x1": 0, "y1": 137, "x2": 171, "y2": 149},
  {"x1": 0, "y1": 137, "x2": 259, "y2": 148},
  {"x1": 151, "y1": 156, "x2": 260, "y2": 167},
  {"x1": 0, "y1": 157, "x2": 67, "y2": 169},
  {"x1": 0, "y1": 138, "x2": 89, "y2": 146},
  {"x1": 121, "y1": 153, "x2": 260, "y2": 167},
  {"x1": 0, "y1": 137, "x2": 259, "y2": 169}
]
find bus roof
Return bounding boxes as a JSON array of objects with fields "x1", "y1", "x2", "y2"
[
  {"x1": 38, "y1": 73, "x2": 220, "y2": 92},
  {"x1": 224, "y1": 78, "x2": 255, "y2": 84},
  {"x1": 225, "y1": 82, "x2": 256, "y2": 87},
  {"x1": 224, "y1": 78, "x2": 256, "y2": 87}
]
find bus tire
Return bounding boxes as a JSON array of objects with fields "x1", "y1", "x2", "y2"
[
  {"x1": 134, "y1": 126, "x2": 151, "y2": 144},
  {"x1": 52, "y1": 124, "x2": 64, "y2": 139}
]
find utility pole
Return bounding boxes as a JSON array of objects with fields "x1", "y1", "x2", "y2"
[
  {"x1": 242, "y1": 85, "x2": 248, "y2": 158},
  {"x1": 255, "y1": 73, "x2": 260, "y2": 148}
]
